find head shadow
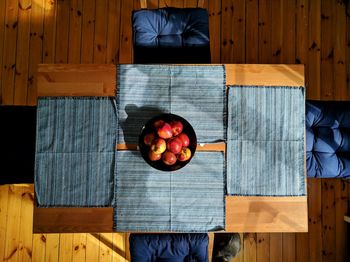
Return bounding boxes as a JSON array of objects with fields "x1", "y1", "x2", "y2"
[{"x1": 119, "y1": 104, "x2": 166, "y2": 153}]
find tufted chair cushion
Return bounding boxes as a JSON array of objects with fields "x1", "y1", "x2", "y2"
[
  {"x1": 132, "y1": 8, "x2": 210, "y2": 64},
  {"x1": 129, "y1": 233, "x2": 208, "y2": 262},
  {"x1": 306, "y1": 101, "x2": 350, "y2": 178}
]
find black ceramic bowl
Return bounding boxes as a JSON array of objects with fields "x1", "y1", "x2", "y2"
[{"x1": 139, "y1": 114, "x2": 197, "y2": 171}]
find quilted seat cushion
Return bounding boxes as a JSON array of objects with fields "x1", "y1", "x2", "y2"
[
  {"x1": 306, "y1": 101, "x2": 350, "y2": 178},
  {"x1": 132, "y1": 8, "x2": 210, "y2": 63},
  {"x1": 129, "y1": 234, "x2": 208, "y2": 262}
]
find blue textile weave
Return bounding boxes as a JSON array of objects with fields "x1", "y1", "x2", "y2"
[
  {"x1": 227, "y1": 86, "x2": 306, "y2": 196},
  {"x1": 114, "y1": 151, "x2": 225, "y2": 232},
  {"x1": 35, "y1": 97, "x2": 117, "y2": 207},
  {"x1": 117, "y1": 65, "x2": 226, "y2": 144}
]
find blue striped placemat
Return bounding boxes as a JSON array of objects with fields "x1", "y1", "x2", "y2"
[
  {"x1": 114, "y1": 151, "x2": 225, "y2": 232},
  {"x1": 35, "y1": 97, "x2": 117, "y2": 207},
  {"x1": 117, "y1": 65, "x2": 226, "y2": 144},
  {"x1": 227, "y1": 86, "x2": 306, "y2": 196}
]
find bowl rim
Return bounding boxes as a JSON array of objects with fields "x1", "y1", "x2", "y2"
[{"x1": 138, "y1": 113, "x2": 197, "y2": 172}]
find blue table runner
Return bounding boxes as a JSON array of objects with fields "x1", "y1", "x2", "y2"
[
  {"x1": 226, "y1": 86, "x2": 306, "y2": 196},
  {"x1": 114, "y1": 151, "x2": 225, "y2": 232},
  {"x1": 35, "y1": 97, "x2": 117, "y2": 207},
  {"x1": 117, "y1": 65, "x2": 226, "y2": 144}
]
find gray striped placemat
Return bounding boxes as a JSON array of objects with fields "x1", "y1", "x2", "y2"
[
  {"x1": 227, "y1": 86, "x2": 306, "y2": 196},
  {"x1": 117, "y1": 65, "x2": 226, "y2": 144},
  {"x1": 114, "y1": 151, "x2": 225, "y2": 232},
  {"x1": 35, "y1": 97, "x2": 117, "y2": 207}
]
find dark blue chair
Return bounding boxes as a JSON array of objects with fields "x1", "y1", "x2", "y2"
[
  {"x1": 129, "y1": 233, "x2": 209, "y2": 262},
  {"x1": 0, "y1": 106, "x2": 36, "y2": 184},
  {"x1": 132, "y1": 8, "x2": 211, "y2": 64},
  {"x1": 306, "y1": 101, "x2": 350, "y2": 178}
]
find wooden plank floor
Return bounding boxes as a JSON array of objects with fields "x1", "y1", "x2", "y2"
[{"x1": 1, "y1": 0, "x2": 350, "y2": 261}]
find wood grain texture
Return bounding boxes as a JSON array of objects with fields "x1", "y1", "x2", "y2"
[
  {"x1": 256, "y1": 233, "x2": 269, "y2": 262},
  {"x1": 106, "y1": 0, "x2": 121, "y2": 64},
  {"x1": 94, "y1": 0, "x2": 108, "y2": 63},
  {"x1": 55, "y1": 0, "x2": 69, "y2": 63},
  {"x1": 1, "y1": 0, "x2": 19, "y2": 104},
  {"x1": 221, "y1": 0, "x2": 234, "y2": 63},
  {"x1": 225, "y1": 196, "x2": 308, "y2": 232},
  {"x1": 333, "y1": 0, "x2": 347, "y2": 99},
  {"x1": 307, "y1": 0, "x2": 321, "y2": 99},
  {"x1": 33, "y1": 207, "x2": 113, "y2": 233},
  {"x1": 32, "y1": 234, "x2": 47, "y2": 262},
  {"x1": 321, "y1": 0, "x2": 335, "y2": 100},
  {"x1": 225, "y1": 64, "x2": 304, "y2": 87},
  {"x1": 0, "y1": 0, "x2": 6, "y2": 103},
  {"x1": 37, "y1": 64, "x2": 116, "y2": 96},
  {"x1": 81, "y1": 0, "x2": 95, "y2": 63},
  {"x1": 0, "y1": 185, "x2": 9, "y2": 262},
  {"x1": 68, "y1": 0, "x2": 83, "y2": 63},
  {"x1": 208, "y1": 0, "x2": 221, "y2": 63},
  {"x1": 270, "y1": 0, "x2": 282, "y2": 64},
  {"x1": 27, "y1": 0, "x2": 45, "y2": 105},
  {"x1": 334, "y1": 180, "x2": 349, "y2": 261},
  {"x1": 42, "y1": 0, "x2": 57, "y2": 64},
  {"x1": 245, "y1": 0, "x2": 258, "y2": 63},
  {"x1": 3, "y1": 185, "x2": 23, "y2": 261},
  {"x1": 243, "y1": 233, "x2": 257, "y2": 262},
  {"x1": 14, "y1": 0, "x2": 31, "y2": 105},
  {"x1": 321, "y1": 179, "x2": 336, "y2": 262},
  {"x1": 18, "y1": 184, "x2": 34, "y2": 262},
  {"x1": 258, "y1": 0, "x2": 271, "y2": 64},
  {"x1": 296, "y1": 0, "x2": 309, "y2": 93},
  {"x1": 119, "y1": 0, "x2": 133, "y2": 63},
  {"x1": 281, "y1": 0, "x2": 296, "y2": 63},
  {"x1": 307, "y1": 178, "x2": 322, "y2": 262}
]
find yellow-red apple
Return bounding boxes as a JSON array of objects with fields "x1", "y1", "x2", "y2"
[
  {"x1": 150, "y1": 138, "x2": 166, "y2": 154},
  {"x1": 157, "y1": 122, "x2": 173, "y2": 139},
  {"x1": 170, "y1": 120, "x2": 183, "y2": 136},
  {"x1": 162, "y1": 151, "x2": 177, "y2": 165},
  {"x1": 177, "y1": 147, "x2": 191, "y2": 161},
  {"x1": 148, "y1": 150, "x2": 162, "y2": 161}
]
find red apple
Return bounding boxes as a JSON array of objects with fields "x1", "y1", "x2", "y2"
[
  {"x1": 177, "y1": 133, "x2": 190, "y2": 147},
  {"x1": 148, "y1": 150, "x2": 161, "y2": 161},
  {"x1": 177, "y1": 147, "x2": 192, "y2": 161},
  {"x1": 170, "y1": 120, "x2": 183, "y2": 136},
  {"x1": 167, "y1": 137, "x2": 183, "y2": 154},
  {"x1": 150, "y1": 138, "x2": 166, "y2": 154},
  {"x1": 143, "y1": 133, "x2": 155, "y2": 146},
  {"x1": 157, "y1": 122, "x2": 173, "y2": 139},
  {"x1": 162, "y1": 151, "x2": 177, "y2": 165},
  {"x1": 153, "y1": 119, "x2": 165, "y2": 129}
]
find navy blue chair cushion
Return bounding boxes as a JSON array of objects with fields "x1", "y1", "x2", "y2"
[
  {"x1": 306, "y1": 101, "x2": 350, "y2": 178},
  {"x1": 0, "y1": 106, "x2": 36, "y2": 184},
  {"x1": 129, "y1": 234, "x2": 208, "y2": 262},
  {"x1": 132, "y1": 8, "x2": 210, "y2": 64}
]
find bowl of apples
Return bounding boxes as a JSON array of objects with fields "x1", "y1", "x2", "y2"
[{"x1": 139, "y1": 114, "x2": 197, "y2": 171}]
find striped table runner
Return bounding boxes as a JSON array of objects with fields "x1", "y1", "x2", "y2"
[
  {"x1": 117, "y1": 65, "x2": 226, "y2": 144},
  {"x1": 114, "y1": 151, "x2": 225, "y2": 232},
  {"x1": 226, "y1": 86, "x2": 306, "y2": 196},
  {"x1": 35, "y1": 97, "x2": 117, "y2": 207}
]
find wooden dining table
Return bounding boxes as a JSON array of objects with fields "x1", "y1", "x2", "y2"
[{"x1": 33, "y1": 63, "x2": 308, "y2": 233}]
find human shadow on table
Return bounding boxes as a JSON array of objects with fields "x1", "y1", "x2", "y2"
[{"x1": 120, "y1": 104, "x2": 166, "y2": 155}]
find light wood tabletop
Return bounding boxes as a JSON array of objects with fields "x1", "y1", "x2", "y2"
[{"x1": 34, "y1": 64, "x2": 307, "y2": 233}]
